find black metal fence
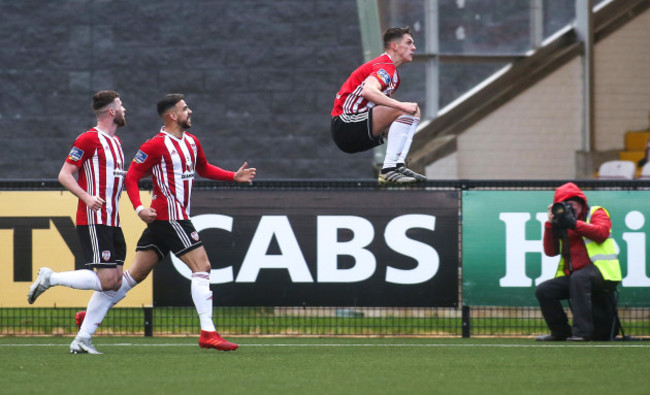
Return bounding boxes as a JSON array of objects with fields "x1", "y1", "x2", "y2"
[
  {"x1": 3, "y1": 179, "x2": 650, "y2": 338},
  {"x1": 2, "y1": 306, "x2": 649, "y2": 338}
]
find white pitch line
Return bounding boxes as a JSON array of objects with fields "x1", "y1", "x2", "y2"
[{"x1": 2, "y1": 343, "x2": 650, "y2": 348}]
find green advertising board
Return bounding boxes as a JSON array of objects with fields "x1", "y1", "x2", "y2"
[{"x1": 462, "y1": 189, "x2": 650, "y2": 307}]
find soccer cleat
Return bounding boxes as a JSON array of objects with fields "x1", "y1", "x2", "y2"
[
  {"x1": 396, "y1": 165, "x2": 427, "y2": 182},
  {"x1": 75, "y1": 311, "x2": 86, "y2": 330},
  {"x1": 198, "y1": 330, "x2": 239, "y2": 351},
  {"x1": 70, "y1": 336, "x2": 103, "y2": 355},
  {"x1": 27, "y1": 267, "x2": 53, "y2": 304},
  {"x1": 377, "y1": 169, "x2": 417, "y2": 185}
]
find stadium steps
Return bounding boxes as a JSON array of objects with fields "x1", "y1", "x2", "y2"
[
  {"x1": 618, "y1": 129, "x2": 650, "y2": 178},
  {"x1": 408, "y1": 0, "x2": 650, "y2": 174}
]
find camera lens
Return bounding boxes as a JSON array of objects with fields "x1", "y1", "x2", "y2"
[{"x1": 551, "y1": 202, "x2": 566, "y2": 217}]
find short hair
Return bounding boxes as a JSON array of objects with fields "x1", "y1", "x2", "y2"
[
  {"x1": 157, "y1": 94, "x2": 185, "y2": 117},
  {"x1": 383, "y1": 26, "x2": 412, "y2": 49},
  {"x1": 92, "y1": 90, "x2": 120, "y2": 112}
]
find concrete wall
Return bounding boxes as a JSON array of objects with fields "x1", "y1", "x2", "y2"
[
  {"x1": 426, "y1": 8, "x2": 650, "y2": 180},
  {"x1": 0, "y1": 0, "x2": 373, "y2": 179},
  {"x1": 594, "y1": 9, "x2": 650, "y2": 151}
]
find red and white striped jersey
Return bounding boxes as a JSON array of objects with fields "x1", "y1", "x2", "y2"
[
  {"x1": 125, "y1": 128, "x2": 235, "y2": 221},
  {"x1": 65, "y1": 128, "x2": 125, "y2": 226},
  {"x1": 331, "y1": 53, "x2": 400, "y2": 119}
]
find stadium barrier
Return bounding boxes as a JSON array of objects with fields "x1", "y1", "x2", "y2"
[{"x1": 2, "y1": 179, "x2": 650, "y2": 337}]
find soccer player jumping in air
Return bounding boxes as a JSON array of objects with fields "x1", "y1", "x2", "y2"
[{"x1": 331, "y1": 26, "x2": 425, "y2": 184}]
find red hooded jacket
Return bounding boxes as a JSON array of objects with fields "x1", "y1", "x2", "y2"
[{"x1": 543, "y1": 182, "x2": 612, "y2": 275}]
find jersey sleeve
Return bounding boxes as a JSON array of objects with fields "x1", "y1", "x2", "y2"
[
  {"x1": 125, "y1": 139, "x2": 157, "y2": 209},
  {"x1": 194, "y1": 138, "x2": 235, "y2": 181},
  {"x1": 370, "y1": 63, "x2": 395, "y2": 90},
  {"x1": 65, "y1": 132, "x2": 96, "y2": 167}
]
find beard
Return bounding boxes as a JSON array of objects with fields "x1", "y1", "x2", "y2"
[
  {"x1": 180, "y1": 118, "x2": 191, "y2": 130},
  {"x1": 114, "y1": 114, "x2": 126, "y2": 127}
]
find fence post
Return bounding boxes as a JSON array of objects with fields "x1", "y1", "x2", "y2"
[
  {"x1": 462, "y1": 305, "x2": 470, "y2": 338},
  {"x1": 144, "y1": 306, "x2": 153, "y2": 337}
]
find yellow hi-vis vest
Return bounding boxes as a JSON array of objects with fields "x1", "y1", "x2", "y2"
[{"x1": 555, "y1": 205, "x2": 622, "y2": 281}]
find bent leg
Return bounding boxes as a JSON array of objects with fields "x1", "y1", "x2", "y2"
[
  {"x1": 128, "y1": 249, "x2": 160, "y2": 283},
  {"x1": 536, "y1": 276, "x2": 572, "y2": 338},
  {"x1": 77, "y1": 250, "x2": 159, "y2": 339},
  {"x1": 570, "y1": 265, "x2": 602, "y2": 338},
  {"x1": 49, "y1": 269, "x2": 103, "y2": 291},
  {"x1": 96, "y1": 266, "x2": 123, "y2": 291},
  {"x1": 371, "y1": 105, "x2": 421, "y2": 137}
]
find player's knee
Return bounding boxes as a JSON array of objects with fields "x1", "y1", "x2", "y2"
[
  {"x1": 196, "y1": 261, "x2": 211, "y2": 273},
  {"x1": 100, "y1": 276, "x2": 122, "y2": 291},
  {"x1": 130, "y1": 270, "x2": 147, "y2": 283}
]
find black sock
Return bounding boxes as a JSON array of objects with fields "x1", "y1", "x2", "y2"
[{"x1": 381, "y1": 167, "x2": 396, "y2": 174}]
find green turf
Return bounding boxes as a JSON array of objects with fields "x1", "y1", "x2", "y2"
[{"x1": 1, "y1": 337, "x2": 648, "y2": 394}]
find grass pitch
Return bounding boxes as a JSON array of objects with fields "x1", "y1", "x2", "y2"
[{"x1": 1, "y1": 337, "x2": 648, "y2": 394}]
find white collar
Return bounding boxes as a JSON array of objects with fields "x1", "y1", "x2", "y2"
[{"x1": 160, "y1": 126, "x2": 185, "y2": 141}]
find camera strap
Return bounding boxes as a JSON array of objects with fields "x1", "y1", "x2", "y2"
[{"x1": 561, "y1": 230, "x2": 573, "y2": 274}]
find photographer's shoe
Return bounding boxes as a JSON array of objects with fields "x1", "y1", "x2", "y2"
[
  {"x1": 536, "y1": 334, "x2": 568, "y2": 341},
  {"x1": 566, "y1": 336, "x2": 589, "y2": 342}
]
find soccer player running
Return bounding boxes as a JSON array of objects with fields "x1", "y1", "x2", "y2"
[
  {"x1": 117, "y1": 93, "x2": 254, "y2": 351},
  {"x1": 331, "y1": 26, "x2": 425, "y2": 185},
  {"x1": 27, "y1": 91, "x2": 127, "y2": 354}
]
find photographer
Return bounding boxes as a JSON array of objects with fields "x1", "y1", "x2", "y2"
[{"x1": 535, "y1": 182, "x2": 622, "y2": 341}]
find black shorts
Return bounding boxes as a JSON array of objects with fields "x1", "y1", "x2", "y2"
[
  {"x1": 331, "y1": 109, "x2": 384, "y2": 153},
  {"x1": 77, "y1": 225, "x2": 126, "y2": 268},
  {"x1": 136, "y1": 220, "x2": 203, "y2": 261}
]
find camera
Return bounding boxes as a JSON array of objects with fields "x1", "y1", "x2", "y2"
[{"x1": 551, "y1": 201, "x2": 576, "y2": 229}]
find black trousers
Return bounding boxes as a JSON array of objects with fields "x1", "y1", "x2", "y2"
[{"x1": 535, "y1": 264, "x2": 619, "y2": 339}]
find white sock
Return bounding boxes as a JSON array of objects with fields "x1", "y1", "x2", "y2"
[
  {"x1": 77, "y1": 271, "x2": 138, "y2": 338},
  {"x1": 191, "y1": 272, "x2": 216, "y2": 332},
  {"x1": 49, "y1": 269, "x2": 103, "y2": 291},
  {"x1": 383, "y1": 115, "x2": 417, "y2": 170},
  {"x1": 397, "y1": 117, "x2": 420, "y2": 165},
  {"x1": 78, "y1": 291, "x2": 113, "y2": 337}
]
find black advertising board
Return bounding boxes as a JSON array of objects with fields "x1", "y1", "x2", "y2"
[{"x1": 153, "y1": 189, "x2": 459, "y2": 307}]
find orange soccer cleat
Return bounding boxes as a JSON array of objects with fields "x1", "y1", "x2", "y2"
[
  {"x1": 75, "y1": 311, "x2": 86, "y2": 330},
  {"x1": 198, "y1": 330, "x2": 239, "y2": 351}
]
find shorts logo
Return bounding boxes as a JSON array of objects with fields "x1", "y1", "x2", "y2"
[
  {"x1": 101, "y1": 250, "x2": 111, "y2": 261},
  {"x1": 191, "y1": 231, "x2": 200, "y2": 241},
  {"x1": 377, "y1": 69, "x2": 391, "y2": 85},
  {"x1": 68, "y1": 147, "x2": 84, "y2": 161},
  {"x1": 134, "y1": 150, "x2": 148, "y2": 164}
]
